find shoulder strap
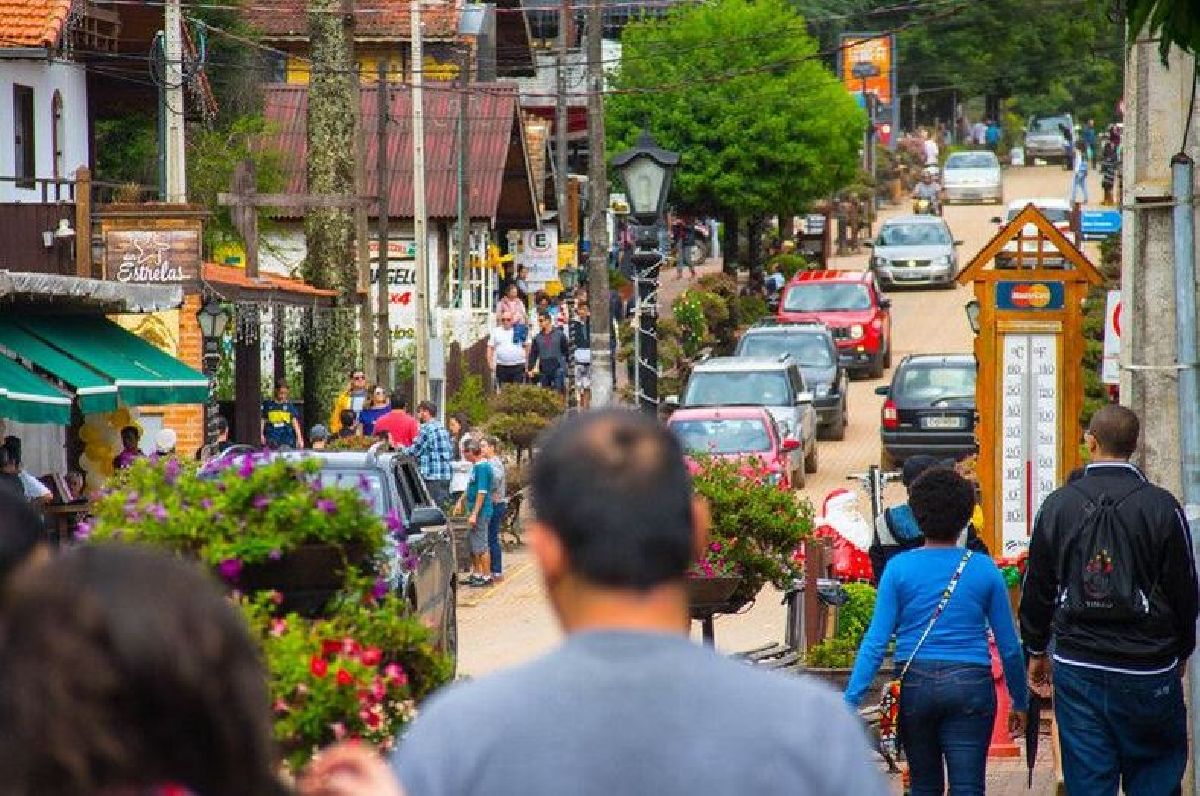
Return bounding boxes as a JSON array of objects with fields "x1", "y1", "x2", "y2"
[{"x1": 901, "y1": 550, "x2": 973, "y2": 679}]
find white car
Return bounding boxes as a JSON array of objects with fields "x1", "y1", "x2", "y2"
[
  {"x1": 942, "y1": 150, "x2": 1003, "y2": 204},
  {"x1": 991, "y1": 197, "x2": 1078, "y2": 267}
]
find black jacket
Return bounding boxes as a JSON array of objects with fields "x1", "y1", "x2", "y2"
[
  {"x1": 1020, "y1": 463, "x2": 1198, "y2": 671},
  {"x1": 527, "y1": 327, "x2": 568, "y2": 372}
]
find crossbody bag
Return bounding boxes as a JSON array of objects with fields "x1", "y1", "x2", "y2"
[{"x1": 877, "y1": 549, "x2": 974, "y2": 756}]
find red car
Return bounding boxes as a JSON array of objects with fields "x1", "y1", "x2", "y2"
[
  {"x1": 777, "y1": 270, "x2": 893, "y2": 378},
  {"x1": 667, "y1": 406, "x2": 798, "y2": 490}
]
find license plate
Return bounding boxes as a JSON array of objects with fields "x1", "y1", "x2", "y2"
[{"x1": 922, "y1": 416, "x2": 964, "y2": 429}]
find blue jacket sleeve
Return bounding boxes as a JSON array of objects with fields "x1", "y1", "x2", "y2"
[
  {"x1": 844, "y1": 563, "x2": 901, "y2": 709},
  {"x1": 985, "y1": 562, "x2": 1030, "y2": 712}
]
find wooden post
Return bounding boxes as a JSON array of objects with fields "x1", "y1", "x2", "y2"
[{"x1": 74, "y1": 167, "x2": 92, "y2": 278}]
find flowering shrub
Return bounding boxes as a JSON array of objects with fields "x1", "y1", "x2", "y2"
[
  {"x1": 87, "y1": 455, "x2": 385, "y2": 567},
  {"x1": 689, "y1": 456, "x2": 813, "y2": 603}
]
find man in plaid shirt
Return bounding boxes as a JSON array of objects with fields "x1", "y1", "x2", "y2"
[{"x1": 404, "y1": 400, "x2": 454, "y2": 507}]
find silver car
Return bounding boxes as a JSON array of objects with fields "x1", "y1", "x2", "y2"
[
  {"x1": 942, "y1": 150, "x2": 1003, "y2": 204},
  {"x1": 1025, "y1": 114, "x2": 1074, "y2": 164},
  {"x1": 867, "y1": 215, "x2": 963, "y2": 289}
]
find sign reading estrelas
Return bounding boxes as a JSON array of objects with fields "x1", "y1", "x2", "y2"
[{"x1": 106, "y1": 230, "x2": 201, "y2": 284}]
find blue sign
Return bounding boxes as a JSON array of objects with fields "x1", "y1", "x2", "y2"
[
  {"x1": 1081, "y1": 210, "x2": 1121, "y2": 240},
  {"x1": 995, "y1": 281, "x2": 1066, "y2": 310}
]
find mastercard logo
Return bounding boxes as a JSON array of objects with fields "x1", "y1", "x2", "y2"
[{"x1": 1009, "y1": 283, "x2": 1053, "y2": 308}]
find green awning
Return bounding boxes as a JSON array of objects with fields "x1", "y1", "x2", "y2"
[
  {"x1": 0, "y1": 319, "x2": 119, "y2": 414},
  {"x1": 0, "y1": 353, "x2": 71, "y2": 425},
  {"x1": 16, "y1": 316, "x2": 210, "y2": 406}
]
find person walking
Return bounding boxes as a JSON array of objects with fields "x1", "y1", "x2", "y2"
[
  {"x1": 402, "y1": 401, "x2": 454, "y2": 507},
  {"x1": 569, "y1": 300, "x2": 593, "y2": 409},
  {"x1": 1070, "y1": 139, "x2": 1090, "y2": 206},
  {"x1": 497, "y1": 282, "x2": 529, "y2": 330},
  {"x1": 454, "y1": 438, "x2": 494, "y2": 587},
  {"x1": 527, "y1": 312, "x2": 569, "y2": 394},
  {"x1": 488, "y1": 310, "x2": 530, "y2": 387},
  {"x1": 482, "y1": 435, "x2": 508, "y2": 582},
  {"x1": 985, "y1": 119, "x2": 1002, "y2": 154},
  {"x1": 921, "y1": 128, "x2": 940, "y2": 167},
  {"x1": 1100, "y1": 133, "x2": 1120, "y2": 206},
  {"x1": 386, "y1": 408, "x2": 887, "y2": 795},
  {"x1": 846, "y1": 467, "x2": 1028, "y2": 796},
  {"x1": 262, "y1": 381, "x2": 304, "y2": 450},
  {"x1": 358, "y1": 385, "x2": 392, "y2": 437},
  {"x1": 372, "y1": 392, "x2": 420, "y2": 448},
  {"x1": 1082, "y1": 118, "x2": 1098, "y2": 166},
  {"x1": 329, "y1": 368, "x2": 369, "y2": 434},
  {"x1": 1020, "y1": 405, "x2": 1197, "y2": 795}
]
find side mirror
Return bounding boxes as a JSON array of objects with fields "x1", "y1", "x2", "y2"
[
  {"x1": 663, "y1": 394, "x2": 680, "y2": 408},
  {"x1": 879, "y1": 297, "x2": 892, "y2": 309},
  {"x1": 797, "y1": 391, "x2": 814, "y2": 404},
  {"x1": 782, "y1": 438, "x2": 801, "y2": 452},
  {"x1": 953, "y1": 240, "x2": 965, "y2": 246},
  {"x1": 989, "y1": 216, "x2": 1003, "y2": 224},
  {"x1": 874, "y1": 385, "x2": 890, "y2": 396},
  {"x1": 410, "y1": 505, "x2": 447, "y2": 530}
]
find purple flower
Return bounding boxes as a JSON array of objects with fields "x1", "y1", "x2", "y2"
[
  {"x1": 75, "y1": 519, "x2": 92, "y2": 539},
  {"x1": 268, "y1": 548, "x2": 283, "y2": 561},
  {"x1": 200, "y1": 498, "x2": 213, "y2": 510},
  {"x1": 316, "y1": 498, "x2": 337, "y2": 515},
  {"x1": 358, "y1": 475, "x2": 371, "y2": 491},
  {"x1": 148, "y1": 503, "x2": 169, "y2": 521},
  {"x1": 163, "y1": 457, "x2": 181, "y2": 485},
  {"x1": 385, "y1": 509, "x2": 406, "y2": 537},
  {"x1": 372, "y1": 579, "x2": 389, "y2": 600},
  {"x1": 237, "y1": 455, "x2": 255, "y2": 479},
  {"x1": 217, "y1": 557, "x2": 243, "y2": 583},
  {"x1": 252, "y1": 495, "x2": 270, "y2": 510}
]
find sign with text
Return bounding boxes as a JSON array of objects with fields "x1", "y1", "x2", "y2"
[
  {"x1": 1102, "y1": 289, "x2": 1121, "y2": 385},
  {"x1": 368, "y1": 240, "x2": 417, "y2": 344},
  {"x1": 105, "y1": 229, "x2": 201, "y2": 284},
  {"x1": 995, "y1": 281, "x2": 1066, "y2": 311},
  {"x1": 512, "y1": 228, "x2": 559, "y2": 288},
  {"x1": 840, "y1": 33, "x2": 893, "y2": 105}
]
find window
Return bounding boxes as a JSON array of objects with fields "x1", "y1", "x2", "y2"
[
  {"x1": 782, "y1": 283, "x2": 872, "y2": 312},
  {"x1": 13, "y1": 85, "x2": 35, "y2": 189},
  {"x1": 51, "y1": 90, "x2": 63, "y2": 181}
]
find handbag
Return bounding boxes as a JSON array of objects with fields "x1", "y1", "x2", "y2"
[{"x1": 876, "y1": 549, "x2": 974, "y2": 757}]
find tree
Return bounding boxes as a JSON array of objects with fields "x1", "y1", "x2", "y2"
[
  {"x1": 1124, "y1": 0, "x2": 1200, "y2": 59},
  {"x1": 606, "y1": 0, "x2": 864, "y2": 268}
]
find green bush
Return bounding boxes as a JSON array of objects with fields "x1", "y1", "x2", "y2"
[
  {"x1": 834, "y1": 582, "x2": 877, "y2": 647},
  {"x1": 767, "y1": 253, "x2": 809, "y2": 280},
  {"x1": 805, "y1": 636, "x2": 858, "y2": 668},
  {"x1": 737, "y1": 295, "x2": 769, "y2": 326},
  {"x1": 447, "y1": 372, "x2": 488, "y2": 427},
  {"x1": 488, "y1": 383, "x2": 564, "y2": 419}
]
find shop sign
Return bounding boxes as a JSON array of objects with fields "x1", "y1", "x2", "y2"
[{"x1": 106, "y1": 230, "x2": 201, "y2": 284}]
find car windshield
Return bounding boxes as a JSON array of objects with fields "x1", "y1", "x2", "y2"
[
  {"x1": 1030, "y1": 116, "x2": 1070, "y2": 135},
  {"x1": 670, "y1": 418, "x2": 772, "y2": 455},
  {"x1": 684, "y1": 371, "x2": 793, "y2": 407},
  {"x1": 308, "y1": 468, "x2": 387, "y2": 515},
  {"x1": 738, "y1": 334, "x2": 834, "y2": 367},
  {"x1": 944, "y1": 152, "x2": 998, "y2": 169},
  {"x1": 877, "y1": 224, "x2": 951, "y2": 247},
  {"x1": 1006, "y1": 205, "x2": 1070, "y2": 224},
  {"x1": 895, "y1": 363, "x2": 977, "y2": 404},
  {"x1": 782, "y1": 283, "x2": 871, "y2": 312}
]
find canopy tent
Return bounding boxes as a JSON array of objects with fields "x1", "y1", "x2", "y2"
[
  {"x1": 0, "y1": 354, "x2": 72, "y2": 425},
  {"x1": 0, "y1": 315, "x2": 209, "y2": 424}
]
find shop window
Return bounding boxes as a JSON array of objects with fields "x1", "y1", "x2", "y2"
[{"x1": 13, "y1": 85, "x2": 35, "y2": 189}]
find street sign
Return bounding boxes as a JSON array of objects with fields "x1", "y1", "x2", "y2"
[
  {"x1": 1081, "y1": 210, "x2": 1122, "y2": 240},
  {"x1": 513, "y1": 228, "x2": 559, "y2": 289},
  {"x1": 1102, "y1": 290, "x2": 1121, "y2": 385},
  {"x1": 957, "y1": 204, "x2": 1104, "y2": 559}
]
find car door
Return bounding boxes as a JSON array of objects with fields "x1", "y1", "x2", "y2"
[
  {"x1": 788, "y1": 366, "x2": 815, "y2": 454},
  {"x1": 394, "y1": 460, "x2": 453, "y2": 635}
]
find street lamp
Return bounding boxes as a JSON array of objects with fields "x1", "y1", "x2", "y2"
[
  {"x1": 196, "y1": 296, "x2": 231, "y2": 444},
  {"x1": 852, "y1": 61, "x2": 881, "y2": 183},
  {"x1": 909, "y1": 83, "x2": 920, "y2": 133},
  {"x1": 965, "y1": 298, "x2": 982, "y2": 334},
  {"x1": 612, "y1": 130, "x2": 680, "y2": 412}
]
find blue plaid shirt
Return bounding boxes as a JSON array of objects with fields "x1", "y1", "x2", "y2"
[{"x1": 405, "y1": 419, "x2": 454, "y2": 482}]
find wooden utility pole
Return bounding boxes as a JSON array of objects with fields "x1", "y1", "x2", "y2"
[
  {"x1": 355, "y1": 39, "x2": 375, "y2": 384},
  {"x1": 555, "y1": 0, "x2": 571, "y2": 241},
  {"x1": 303, "y1": 0, "x2": 360, "y2": 427},
  {"x1": 585, "y1": 0, "x2": 612, "y2": 406},
  {"x1": 456, "y1": 45, "x2": 472, "y2": 309},
  {"x1": 412, "y1": 0, "x2": 431, "y2": 405},
  {"x1": 375, "y1": 59, "x2": 394, "y2": 387}
]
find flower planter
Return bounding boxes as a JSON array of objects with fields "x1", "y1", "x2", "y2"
[
  {"x1": 801, "y1": 662, "x2": 892, "y2": 695},
  {"x1": 236, "y1": 543, "x2": 371, "y2": 617},
  {"x1": 687, "y1": 576, "x2": 748, "y2": 618}
]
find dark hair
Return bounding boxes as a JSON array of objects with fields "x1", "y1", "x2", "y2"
[
  {"x1": 339, "y1": 408, "x2": 357, "y2": 427},
  {"x1": 0, "y1": 545, "x2": 286, "y2": 795},
  {"x1": 449, "y1": 413, "x2": 470, "y2": 433},
  {"x1": 417, "y1": 400, "x2": 438, "y2": 416},
  {"x1": 531, "y1": 409, "x2": 694, "y2": 588},
  {"x1": 1087, "y1": 404, "x2": 1139, "y2": 458},
  {"x1": 908, "y1": 468, "x2": 975, "y2": 542},
  {"x1": 2, "y1": 436, "x2": 20, "y2": 466},
  {"x1": 120, "y1": 426, "x2": 140, "y2": 441},
  {"x1": 0, "y1": 487, "x2": 43, "y2": 583},
  {"x1": 274, "y1": 380, "x2": 289, "y2": 392},
  {"x1": 390, "y1": 391, "x2": 409, "y2": 411},
  {"x1": 463, "y1": 438, "x2": 482, "y2": 455},
  {"x1": 214, "y1": 416, "x2": 229, "y2": 435}
]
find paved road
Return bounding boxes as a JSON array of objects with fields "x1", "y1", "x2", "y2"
[{"x1": 456, "y1": 165, "x2": 1092, "y2": 788}]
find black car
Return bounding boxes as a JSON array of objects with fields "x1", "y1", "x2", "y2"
[
  {"x1": 875, "y1": 353, "x2": 977, "y2": 469},
  {"x1": 734, "y1": 321, "x2": 848, "y2": 440}
]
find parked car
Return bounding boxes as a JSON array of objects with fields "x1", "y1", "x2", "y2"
[
  {"x1": 875, "y1": 353, "x2": 977, "y2": 470},
  {"x1": 667, "y1": 406, "x2": 797, "y2": 490},
  {"x1": 734, "y1": 320, "x2": 848, "y2": 440},
  {"x1": 777, "y1": 269, "x2": 892, "y2": 378},
  {"x1": 264, "y1": 447, "x2": 458, "y2": 670},
  {"x1": 942, "y1": 150, "x2": 1003, "y2": 204},
  {"x1": 1024, "y1": 113, "x2": 1075, "y2": 164},
  {"x1": 991, "y1": 197, "x2": 1078, "y2": 267},
  {"x1": 867, "y1": 215, "x2": 963, "y2": 290},
  {"x1": 677, "y1": 355, "x2": 818, "y2": 487}
]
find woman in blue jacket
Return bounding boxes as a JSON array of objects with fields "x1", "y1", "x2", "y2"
[{"x1": 845, "y1": 467, "x2": 1028, "y2": 796}]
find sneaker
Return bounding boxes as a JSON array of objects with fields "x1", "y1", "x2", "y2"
[{"x1": 466, "y1": 575, "x2": 491, "y2": 588}]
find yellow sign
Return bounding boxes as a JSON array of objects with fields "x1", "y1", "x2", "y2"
[{"x1": 558, "y1": 243, "x2": 578, "y2": 270}]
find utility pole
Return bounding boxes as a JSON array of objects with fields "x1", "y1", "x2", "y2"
[
  {"x1": 555, "y1": 0, "x2": 571, "y2": 241},
  {"x1": 355, "y1": 45, "x2": 375, "y2": 384},
  {"x1": 375, "y1": 59, "x2": 394, "y2": 387},
  {"x1": 411, "y1": 0, "x2": 431, "y2": 405},
  {"x1": 585, "y1": 0, "x2": 612, "y2": 406},
  {"x1": 456, "y1": 46, "x2": 472, "y2": 310},
  {"x1": 163, "y1": 0, "x2": 187, "y2": 203}
]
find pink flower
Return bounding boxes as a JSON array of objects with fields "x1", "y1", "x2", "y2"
[
  {"x1": 163, "y1": 457, "x2": 181, "y2": 484},
  {"x1": 273, "y1": 698, "x2": 290, "y2": 714},
  {"x1": 268, "y1": 549, "x2": 283, "y2": 562},
  {"x1": 317, "y1": 498, "x2": 337, "y2": 515},
  {"x1": 371, "y1": 579, "x2": 389, "y2": 601},
  {"x1": 252, "y1": 495, "x2": 271, "y2": 510},
  {"x1": 200, "y1": 497, "x2": 213, "y2": 510},
  {"x1": 361, "y1": 646, "x2": 383, "y2": 666},
  {"x1": 370, "y1": 678, "x2": 387, "y2": 701},
  {"x1": 385, "y1": 509, "x2": 406, "y2": 537},
  {"x1": 217, "y1": 558, "x2": 242, "y2": 583},
  {"x1": 341, "y1": 638, "x2": 363, "y2": 658},
  {"x1": 709, "y1": 541, "x2": 722, "y2": 553},
  {"x1": 149, "y1": 503, "x2": 169, "y2": 521},
  {"x1": 384, "y1": 663, "x2": 407, "y2": 684},
  {"x1": 330, "y1": 722, "x2": 346, "y2": 741},
  {"x1": 269, "y1": 618, "x2": 288, "y2": 637},
  {"x1": 74, "y1": 519, "x2": 92, "y2": 539}
]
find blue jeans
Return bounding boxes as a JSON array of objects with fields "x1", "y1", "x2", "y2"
[
  {"x1": 1071, "y1": 171, "x2": 1089, "y2": 205},
  {"x1": 899, "y1": 661, "x2": 995, "y2": 796},
  {"x1": 1054, "y1": 661, "x2": 1187, "y2": 796},
  {"x1": 487, "y1": 500, "x2": 506, "y2": 575}
]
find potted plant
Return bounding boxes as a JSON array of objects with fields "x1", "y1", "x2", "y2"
[
  {"x1": 687, "y1": 456, "x2": 814, "y2": 613},
  {"x1": 803, "y1": 582, "x2": 886, "y2": 692}
]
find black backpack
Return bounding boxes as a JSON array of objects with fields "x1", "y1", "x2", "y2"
[{"x1": 1060, "y1": 480, "x2": 1150, "y2": 623}]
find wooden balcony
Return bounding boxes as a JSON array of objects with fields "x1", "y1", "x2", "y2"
[{"x1": 0, "y1": 171, "x2": 94, "y2": 279}]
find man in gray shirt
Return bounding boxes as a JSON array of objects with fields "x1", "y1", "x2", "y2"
[{"x1": 388, "y1": 409, "x2": 885, "y2": 796}]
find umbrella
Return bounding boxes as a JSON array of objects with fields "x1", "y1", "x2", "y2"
[{"x1": 1025, "y1": 692, "x2": 1043, "y2": 788}]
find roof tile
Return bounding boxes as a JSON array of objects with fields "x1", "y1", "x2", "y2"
[
  {"x1": 0, "y1": 0, "x2": 73, "y2": 48},
  {"x1": 246, "y1": 0, "x2": 461, "y2": 41}
]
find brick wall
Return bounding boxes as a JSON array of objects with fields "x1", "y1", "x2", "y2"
[{"x1": 139, "y1": 293, "x2": 204, "y2": 458}]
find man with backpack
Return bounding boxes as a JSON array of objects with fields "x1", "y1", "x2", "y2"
[{"x1": 1020, "y1": 405, "x2": 1197, "y2": 795}]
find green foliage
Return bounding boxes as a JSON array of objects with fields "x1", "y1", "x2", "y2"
[
  {"x1": 447, "y1": 372, "x2": 489, "y2": 427},
  {"x1": 737, "y1": 295, "x2": 769, "y2": 327},
  {"x1": 94, "y1": 115, "x2": 158, "y2": 187},
  {"x1": 690, "y1": 456, "x2": 814, "y2": 603},
  {"x1": 834, "y1": 582, "x2": 877, "y2": 647},
  {"x1": 88, "y1": 456, "x2": 384, "y2": 566},
  {"x1": 606, "y1": 0, "x2": 864, "y2": 218},
  {"x1": 488, "y1": 384, "x2": 564, "y2": 419},
  {"x1": 805, "y1": 636, "x2": 858, "y2": 669},
  {"x1": 1124, "y1": 0, "x2": 1200, "y2": 60},
  {"x1": 768, "y1": 253, "x2": 810, "y2": 280}
]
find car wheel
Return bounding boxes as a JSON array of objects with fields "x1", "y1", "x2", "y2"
[
  {"x1": 804, "y1": 439, "x2": 819, "y2": 474},
  {"x1": 826, "y1": 403, "x2": 847, "y2": 441},
  {"x1": 881, "y1": 447, "x2": 897, "y2": 472}
]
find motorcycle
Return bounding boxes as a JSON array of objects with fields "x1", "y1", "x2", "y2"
[{"x1": 912, "y1": 196, "x2": 940, "y2": 215}]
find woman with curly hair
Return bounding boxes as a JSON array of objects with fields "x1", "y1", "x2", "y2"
[{"x1": 0, "y1": 544, "x2": 288, "y2": 796}]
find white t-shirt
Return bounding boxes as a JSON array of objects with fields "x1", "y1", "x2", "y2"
[
  {"x1": 489, "y1": 326, "x2": 527, "y2": 367},
  {"x1": 19, "y1": 470, "x2": 50, "y2": 500},
  {"x1": 923, "y1": 138, "x2": 940, "y2": 166}
]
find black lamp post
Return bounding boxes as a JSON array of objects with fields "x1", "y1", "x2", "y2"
[
  {"x1": 852, "y1": 61, "x2": 880, "y2": 179},
  {"x1": 196, "y1": 296, "x2": 231, "y2": 444},
  {"x1": 611, "y1": 130, "x2": 680, "y2": 412}
]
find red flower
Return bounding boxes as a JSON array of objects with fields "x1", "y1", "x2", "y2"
[
  {"x1": 320, "y1": 639, "x2": 342, "y2": 657},
  {"x1": 310, "y1": 656, "x2": 329, "y2": 678},
  {"x1": 336, "y1": 668, "x2": 355, "y2": 687},
  {"x1": 361, "y1": 646, "x2": 383, "y2": 666},
  {"x1": 341, "y1": 638, "x2": 363, "y2": 658}
]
